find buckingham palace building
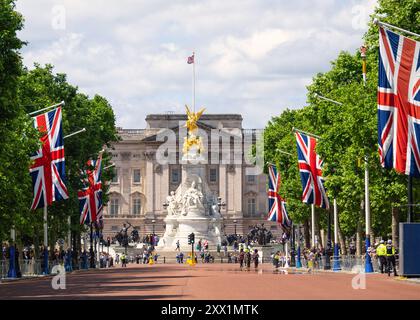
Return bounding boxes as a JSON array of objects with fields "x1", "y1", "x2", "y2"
[{"x1": 102, "y1": 113, "x2": 282, "y2": 240}]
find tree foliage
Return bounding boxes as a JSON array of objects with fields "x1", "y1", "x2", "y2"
[{"x1": 0, "y1": 1, "x2": 119, "y2": 246}]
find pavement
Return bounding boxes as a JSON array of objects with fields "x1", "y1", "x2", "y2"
[{"x1": 1, "y1": 263, "x2": 420, "y2": 300}]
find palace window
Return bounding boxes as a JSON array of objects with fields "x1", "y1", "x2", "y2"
[
  {"x1": 110, "y1": 198, "x2": 119, "y2": 216},
  {"x1": 247, "y1": 198, "x2": 256, "y2": 215},
  {"x1": 171, "y1": 168, "x2": 180, "y2": 184},
  {"x1": 209, "y1": 168, "x2": 218, "y2": 183},
  {"x1": 111, "y1": 168, "x2": 119, "y2": 183},
  {"x1": 246, "y1": 174, "x2": 256, "y2": 183},
  {"x1": 132, "y1": 197, "x2": 141, "y2": 215},
  {"x1": 133, "y1": 169, "x2": 141, "y2": 183}
]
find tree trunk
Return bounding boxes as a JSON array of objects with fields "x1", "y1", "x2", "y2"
[
  {"x1": 336, "y1": 210, "x2": 347, "y2": 255},
  {"x1": 392, "y1": 206, "x2": 399, "y2": 248},
  {"x1": 315, "y1": 209, "x2": 323, "y2": 249},
  {"x1": 303, "y1": 219, "x2": 311, "y2": 249}
]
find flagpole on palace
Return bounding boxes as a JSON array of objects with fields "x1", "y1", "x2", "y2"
[{"x1": 193, "y1": 51, "x2": 196, "y2": 112}]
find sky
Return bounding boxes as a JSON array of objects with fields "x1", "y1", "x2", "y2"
[{"x1": 16, "y1": 0, "x2": 377, "y2": 129}]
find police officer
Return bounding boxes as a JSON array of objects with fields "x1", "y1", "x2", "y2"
[
  {"x1": 385, "y1": 240, "x2": 398, "y2": 276},
  {"x1": 376, "y1": 240, "x2": 387, "y2": 273}
]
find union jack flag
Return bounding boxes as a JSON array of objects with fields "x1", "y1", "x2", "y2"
[
  {"x1": 187, "y1": 54, "x2": 194, "y2": 64},
  {"x1": 295, "y1": 132, "x2": 329, "y2": 209},
  {"x1": 78, "y1": 153, "x2": 103, "y2": 225},
  {"x1": 267, "y1": 164, "x2": 292, "y2": 231},
  {"x1": 30, "y1": 107, "x2": 68, "y2": 210},
  {"x1": 378, "y1": 27, "x2": 420, "y2": 176}
]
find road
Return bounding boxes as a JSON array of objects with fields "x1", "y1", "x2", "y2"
[{"x1": 1, "y1": 264, "x2": 419, "y2": 300}]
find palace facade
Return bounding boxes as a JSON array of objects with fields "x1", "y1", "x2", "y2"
[{"x1": 102, "y1": 113, "x2": 282, "y2": 241}]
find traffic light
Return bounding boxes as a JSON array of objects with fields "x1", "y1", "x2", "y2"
[{"x1": 188, "y1": 233, "x2": 195, "y2": 245}]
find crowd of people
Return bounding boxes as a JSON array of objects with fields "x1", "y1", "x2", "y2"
[{"x1": 1, "y1": 232, "x2": 399, "y2": 278}]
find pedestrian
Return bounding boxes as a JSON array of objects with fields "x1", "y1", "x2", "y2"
[
  {"x1": 245, "y1": 250, "x2": 251, "y2": 271},
  {"x1": 385, "y1": 240, "x2": 398, "y2": 276},
  {"x1": 115, "y1": 253, "x2": 120, "y2": 265},
  {"x1": 121, "y1": 253, "x2": 127, "y2": 267},
  {"x1": 252, "y1": 249, "x2": 259, "y2": 269},
  {"x1": 175, "y1": 240, "x2": 180, "y2": 252},
  {"x1": 273, "y1": 251, "x2": 280, "y2": 271},
  {"x1": 376, "y1": 240, "x2": 387, "y2": 273},
  {"x1": 239, "y1": 248, "x2": 245, "y2": 270},
  {"x1": 179, "y1": 252, "x2": 184, "y2": 264}
]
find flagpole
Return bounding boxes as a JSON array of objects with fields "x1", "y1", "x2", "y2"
[
  {"x1": 28, "y1": 101, "x2": 65, "y2": 116},
  {"x1": 43, "y1": 205, "x2": 49, "y2": 275},
  {"x1": 63, "y1": 128, "x2": 86, "y2": 140},
  {"x1": 193, "y1": 51, "x2": 196, "y2": 112},
  {"x1": 292, "y1": 127, "x2": 322, "y2": 140},
  {"x1": 7, "y1": 226, "x2": 17, "y2": 278},
  {"x1": 311, "y1": 204, "x2": 315, "y2": 248},
  {"x1": 373, "y1": 18, "x2": 420, "y2": 38},
  {"x1": 359, "y1": 45, "x2": 373, "y2": 273},
  {"x1": 67, "y1": 216, "x2": 71, "y2": 250},
  {"x1": 332, "y1": 198, "x2": 341, "y2": 271}
]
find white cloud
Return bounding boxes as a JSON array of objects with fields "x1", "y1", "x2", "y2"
[{"x1": 16, "y1": 0, "x2": 378, "y2": 129}]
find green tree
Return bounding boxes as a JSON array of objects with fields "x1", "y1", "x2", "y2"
[
  {"x1": 0, "y1": 0, "x2": 38, "y2": 243},
  {"x1": 17, "y1": 64, "x2": 119, "y2": 253}
]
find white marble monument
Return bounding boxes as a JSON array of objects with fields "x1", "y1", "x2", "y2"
[{"x1": 158, "y1": 166, "x2": 224, "y2": 250}]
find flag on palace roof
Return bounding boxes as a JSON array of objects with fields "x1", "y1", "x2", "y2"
[
  {"x1": 187, "y1": 53, "x2": 194, "y2": 64},
  {"x1": 30, "y1": 106, "x2": 69, "y2": 210},
  {"x1": 378, "y1": 26, "x2": 420, "y2": 176}
]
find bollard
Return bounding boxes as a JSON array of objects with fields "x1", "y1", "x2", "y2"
[
  {"x1": 221, "y1": 258, "x2": 223, "y2": 263},
  {"x1": 164, "y1": 257, "x2": 166, "y2": 264}
]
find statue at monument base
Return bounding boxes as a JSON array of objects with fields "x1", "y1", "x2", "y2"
[{"x1": 158, "y1": 170, "x2": 224, "y2": 250}]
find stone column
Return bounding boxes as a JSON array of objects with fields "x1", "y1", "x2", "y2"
[{"x1": 145, "y1": 152, "x2": 155, "y2": 217}]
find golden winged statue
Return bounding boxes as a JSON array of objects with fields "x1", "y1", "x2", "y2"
[
  {"x1": 183, "y1": 105, "x2": 206, "y2": 157},
  {"x1": 185, "y1": 105, "x2": 205, "y2": 133}
]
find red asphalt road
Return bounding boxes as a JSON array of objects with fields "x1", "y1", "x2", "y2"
[{"x1": 0, "y1": 264, "x2": 420, "y2": 300}]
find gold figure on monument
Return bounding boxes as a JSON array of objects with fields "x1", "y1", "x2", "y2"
[{"x1": 183, "y1": 105, "x2": 206, "y2": 157}]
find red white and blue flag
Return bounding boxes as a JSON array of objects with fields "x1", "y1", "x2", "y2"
[
  {"x1": 78, "y1": 153, "x2": 103, "y2": 225},
  {"x1": 30, "y1": 106, "x2": 68, "y2": 210},
  {"x1": 295, "y1": 132, "x2": 329, "y2": 209},
  {"x1": 267, "y1": 164, "x2": 292, "y2": 231},
  {"x1": 187, "y1": 53, "x2": 194, "y2": 64},
  {"x1": 378, "y1": 26, "x2": 420, "y2": 176}
]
